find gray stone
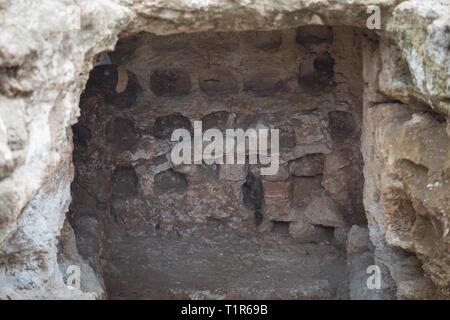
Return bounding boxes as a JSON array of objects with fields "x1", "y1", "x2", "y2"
[{"x1": 346, "y1": 225, "x2": 371, "y2": 255}]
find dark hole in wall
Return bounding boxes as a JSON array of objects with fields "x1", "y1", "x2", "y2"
[
  {"x1": 84, "y1": 64, "x2": 142, "y2": 108},
  {"x1": 271, "y1": 221, "x2": 290, "y2": 234},
  {"x1": 313, "y1": 52, "x2": 335, "y2": 76},
  {"x1": 72, "y1": 123, "x2": 91, "y2": 147},
  {"x1": 152, "y1": 113, "x2": 193, "y2": 139},
  {"x1": 242, "y1": 172, "x2": 264, "y2": 225}
]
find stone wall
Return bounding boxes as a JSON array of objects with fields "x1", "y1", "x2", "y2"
[
  {"x1": 0, "y1": 0, "x2": 449, "y2": 299},
  {"x1": 69, "y1": 28, "x2": 365, "y2": 295}
]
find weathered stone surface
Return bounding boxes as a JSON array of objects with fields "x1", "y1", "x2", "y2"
[
  {"x1": 149, "y1": 69, "x2": 191, "y2": 96},
  {"x1": 290, "y1": 153, "x2": 325, "y2": 177},
  {"x1": 261, "y1": 164, "x2": 290, "y2": 182},
  {"x1": 291, "y1": 112, "x2": 329, "y2": 145},
  {"x1": 347, "y1": 225, "x2": 371, "y2": 255},
  {"x1": 261, "y1": 181, "x2": 291, "y2": 219},
  {"x1": 198, "y1": 68, "x2": 239, "y2": 95},
  {"x1": 218, "y1": 164, "x2": 247, "y2": 181},
  {"x1": 296, "y1": 26, "x2": 333, "y2": 45},
  {"x1": 289, "y1": 208, "x2": 331, "y2": 243},
  {"x1": 304, "y1": 191, "x2": 346, "y2": 228},
  {"x1": 241, "y1": 30, "x2": 283, "y2": 50},
  {"x1": 328, "y1": 111, "x2": 356, "y2": 141}
]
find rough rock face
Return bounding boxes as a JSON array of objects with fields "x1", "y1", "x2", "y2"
[{"x1": 0, "y1": 0, "x2": 449, "y2": 299}]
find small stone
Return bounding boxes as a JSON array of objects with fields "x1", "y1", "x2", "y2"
[
  {"x1": 262, "y1": 180, "x2": 291, "y2": 218},
  {"x1": 290, "y1": 153, "x2": 325, "y2": 176},
  {"x1": 154, "y1": 169, "x2": 188, "y2": 196},
  {"x1": 346, "y1": 225, "x2": 371, "y2": 255},
  {"x1": 150, "y1": 69, "x2": 191, "y2": 96},
  {"x1": 198, "y1": 68, "x2": 239, "y2": 95},
  {"x1": 263, "y1": 198, "x2": 291, "y2": 218},
  {"x1": 289, "y1": 208, "x2": 331, "y2": 243},
  {"x1": 218, "y1": 164, "x2": 247, "y2": 181},
  {"x1": 304, "y1": 191, "x2": 346, "y2": 228}
]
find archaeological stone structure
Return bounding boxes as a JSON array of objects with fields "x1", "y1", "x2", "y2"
[{"x1": 0, "y1": 0, "x2": 449, "y2": 300}]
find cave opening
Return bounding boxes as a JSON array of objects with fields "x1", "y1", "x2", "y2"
[{"x1": 68, "y1": 26, "x2": 368, "y2": 299}]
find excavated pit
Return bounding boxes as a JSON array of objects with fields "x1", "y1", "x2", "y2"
[{"x1": 69, "y1": 26, "x2": 369, "y2": 299}]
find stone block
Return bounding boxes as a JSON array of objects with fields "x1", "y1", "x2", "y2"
[
  {"x1": 291, "y1": 113, "x2": 328, "y2": 145},
  {"x1": 291, "y1": 176, "x2": 323, "y2": 207},
  {"x1": 218, "y1": 164, "x2": 247, "y2": 181},
  {"x1": 289, "y1": 208, "x2": 331, "y2": 243},
  {"x1": 304, "y1": 191, "x2": 346, "y2": 228},
  {"x1": 346, "y1": 225, "x2": 371, "y2": 255},
  {"x1": 262, "y1": 181, "x2": 290, "y2": 199},
  {"x1": 262, "y1": 180, "x2": 291, "y2": 218}
]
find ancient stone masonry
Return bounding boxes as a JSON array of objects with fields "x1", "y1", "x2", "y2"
[
  {"x1": 73, "y1": 27, "x2": 364, "y2": 232},
  {"x1": 0, "y1": 0, "x2": 449, "y2": 300}
]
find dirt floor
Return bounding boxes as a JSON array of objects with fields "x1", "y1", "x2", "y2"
[{"x1": 103, "y1": 225, "x2": 349, "y2": 299}]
